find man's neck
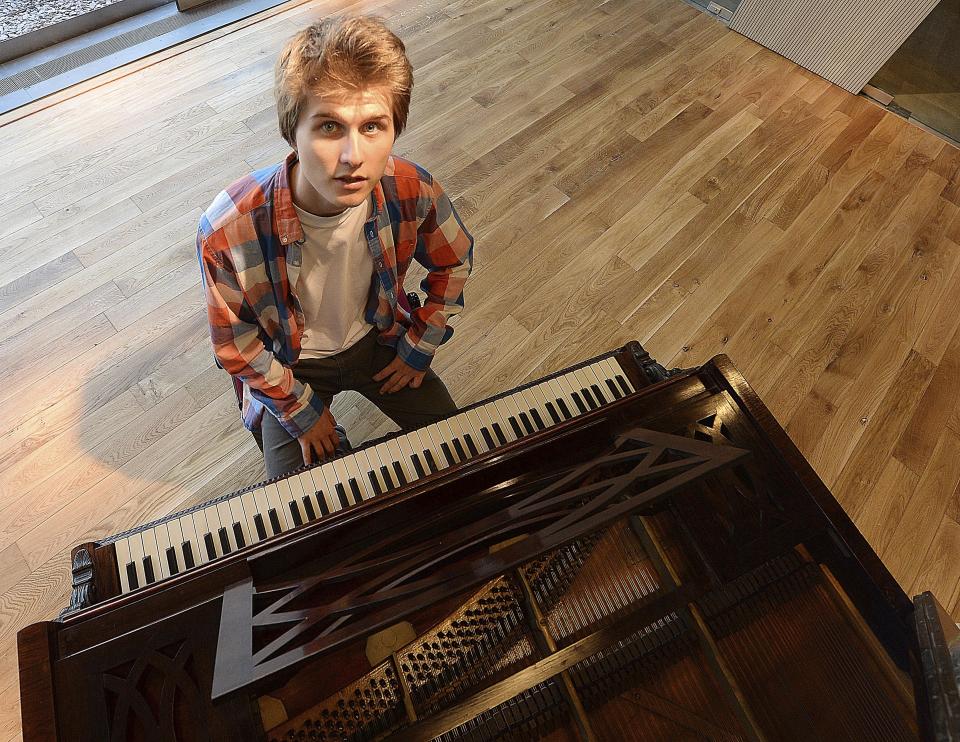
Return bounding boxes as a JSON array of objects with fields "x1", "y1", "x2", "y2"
[{"x1": 290, "y1": 161, "x2": 347, "y2": 217}]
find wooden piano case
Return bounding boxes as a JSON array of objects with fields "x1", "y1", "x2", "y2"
[{"x1": 18, "y1": 354, "x2": 932, "y2": 741}]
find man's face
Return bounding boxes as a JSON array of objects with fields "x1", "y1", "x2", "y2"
[{"x1": 291, "y1": 85, "x2": 396, "y2": 216}]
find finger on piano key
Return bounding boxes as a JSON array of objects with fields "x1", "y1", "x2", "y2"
[
  {"x1": 264, "y1": 482, "x2": 291, "y2": 532},
  {"x1": 215, "y1": 501, "x2": 238, "y2": 554},
  {"x1": 385, "y1": 436, "x2": 415, "y2": 486},
  {"x1": 177, "y1": 513, "x2": 200, "y2": 569},
  {"x1": 140, "y1": 529, "x2": 160, "y2": 585},
  {"x1": 115, "y1": 537, "x2": 133, "y2": 593},
  {"x1": 126, "y1": 533, "x2": 147, "y2": 591}
]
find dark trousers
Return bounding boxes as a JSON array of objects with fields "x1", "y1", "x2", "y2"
[{"x1": 260, "y1": 328, "x2": 456, "y2": 478}]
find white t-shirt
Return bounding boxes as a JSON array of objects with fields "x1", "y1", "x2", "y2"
[{"x1": 293, "y1": 199, "x2": 374, "y2": 359}]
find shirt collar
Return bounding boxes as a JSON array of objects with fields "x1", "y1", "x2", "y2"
[{"x1": 275, "y1": 150, "x2": 385, "y2": 245}]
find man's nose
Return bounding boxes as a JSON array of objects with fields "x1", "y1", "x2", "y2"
[{"x1": 340, "y1": 131, "x2": 364, "y2": 165}]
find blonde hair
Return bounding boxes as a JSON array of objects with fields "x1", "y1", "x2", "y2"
[{"x1": 274, "y1": 16, "x2": 413, "y2": 147}]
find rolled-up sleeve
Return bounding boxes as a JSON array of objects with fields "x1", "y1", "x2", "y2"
[
  {"x1": 397, "y1": 178, "x2": 474, "y2": 370},
  {"x1": 197, "y1": 229, "x2": 324, "y2": 436}
]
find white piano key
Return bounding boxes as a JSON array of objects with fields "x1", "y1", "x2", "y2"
[
  {"x1": 572, "y1": 367, "x2": 602, "y2": 409},
  {"x1": 126, "y1": 532, "x2": 146, "y2": 591},
  {"x1": 313, "y1": 463, "x2": 340, "y2": 514},
  {"x1": 416, "y1": 425, "x2": 446, "y2": 473},
  {"x1": 289, "y1": 472, "x2": 320, "y2": 521},
  {"x1": 600, "y1": 356, "x2": 635, "y2": 394},
  {"x1": 232, "y1": 493, "x2": 256, "y2": 546},
  {"x1": 154, "y1": 523, "x2": 172, "y2": 580},
  {"x1": 115, "y1": 537, "x2": 132, "y2": 593},
  {"x1": 178, "y1": 513, "x2": 201, "y2": 567},
  {"x1": 448, "y1": 413, "x2": 482, "y2": 457},
  {"x1": 485, "y1": 399, "x2": 517, "y2": 443},
  {"x1": 330, "y1": 457, "x2": 357, "y2": 508},
  {"x1": 364, "y1": 443, "x2": 392, "y2": 494},
  {"x1": 496, "y1": 394, "x2": 527, "y2": 438},
  {"x1": 434, "y1": 418, "x2": 462, "y2": 465},
  {"x1": 344, "y1": 451, "x2": 375, "y2": 502},
  {"x1": 264, "y1": 482, "x2": 291, "y2": 531},
  {"x1": 278, "y1": 477, "x2": 305, "y2": 527},
  {"x1": 385, "y1": 435, "x2": 417, "y2": 486},
  {"x1": 140, "y1": 529, "x2": 160, "y2": 585},
  {"x1": 529, "y1": 382, "x2": 562, "y2": 426},
  {"x1": 191, "y1": 509, "x2": 217, "y2": 561},
  {"x1": 516, "y1": 388, "x2": 548, "y2": 432},
  {"x1": 555, "y1": 372, "x2": 587, "y2": 415},
  {"x1": 464, "y1": 406, "x2": 496, "y2": 451},
  {"x1": 215, "y1": 501, "x2": 238, "y2": 553},
  {"x1": 583, "y1": 363, "x2": 615, "y2": 404},
  {"x1": 225, "y1": 496, "x2": 245, "y2": 547},
  {"x1": 165, "y1": 520, "x2": 184, "y2": 576}
]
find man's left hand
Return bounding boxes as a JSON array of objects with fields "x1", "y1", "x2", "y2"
[{"x1": 373, "y1": 355, "x2": 427, "y2": 394}]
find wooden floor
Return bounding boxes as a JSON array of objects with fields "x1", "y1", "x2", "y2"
[{"x1": 2, "y1": 0, "x2": 960, "y2": 738}]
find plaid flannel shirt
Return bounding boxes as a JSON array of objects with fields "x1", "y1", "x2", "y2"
[{"x1": 197, "y1": 150, "x2": 474, "y2": 436}]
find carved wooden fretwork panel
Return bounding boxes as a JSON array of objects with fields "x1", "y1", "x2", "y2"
[{"x1": 213, "y1": 428, "x2": 749, "y2": 701}]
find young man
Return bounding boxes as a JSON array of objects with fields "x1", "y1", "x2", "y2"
[{"x1": 197, "y1": 16, "x2": 474, "y2": 479}]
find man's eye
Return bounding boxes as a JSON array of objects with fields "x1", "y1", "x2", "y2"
[
  {"x1": 364, "y1": 122, "x2": 382, "y2": 133},
  {"x1": 320, "y1": 121, "x2": 338, "y2": 133}
]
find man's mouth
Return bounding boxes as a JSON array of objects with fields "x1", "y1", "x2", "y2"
[{"x1": 336, "y1": 175, "x2": 366, "y2": 183}]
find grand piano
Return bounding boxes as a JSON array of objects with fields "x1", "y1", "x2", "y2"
[{"x1": 17, "y1": 343, "x2": 959, "y2": 740}]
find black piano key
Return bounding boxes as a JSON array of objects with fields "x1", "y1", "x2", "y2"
[
  {"x1": 392, "y1": 461, "x2": 407, "y2": 486},
  {"x1": 571, "y1": 392, "x2": 588, "y2": 414},
  {"x1": 606, "y1": 378, "x2": 623, "y2": 399},
  {"x1": 125, "y1": 562, "x2": 139, "y2": 590},
  {"x1": 509, "y1": 416, "x2": 524, "y2": 437},
  {"x1": 556, "y1": 398, "x2": 573, "y2": 419},
  {"x1": 581, "y1": 387, "x2": 598, "y2": 409},
  {"x1": 518, "y1": 412, "x2": 535, "y2": 435},
  {"x1": 464, "y1": 434, "x2": 479, "y2": 456},
  {"x1": 530, "y1": 409, "x2": 546, "y2": 429},
  {"x1": 142, "y1": 555, "x2": 156, "y2": 584},
  {"x1": 288, "y1": 500, "x2": 304, "y2": 527},
  {"x1": 315, "y1": 492, "x2": 330, "y2": 516},
  {"x1": 165, "y1": 546, "x2": 179, "y2": 575},
  {"x1": 492, "y1": 422, "x2": 508, "y2": 445},
  {"x1": 335, "y1": 482, "x2": 351, "y2": 509},
  {"x1": 349, "y1": 478, "x2": 363, "y2": 504},
  {"x1": 268, "y1": 508, "x2": 282, "y2": 535},
  {"x1": 481, "y1": 427, "x2": 496, "y2": 449},
  {"x1": 204, "y1": 532, "x2": 216, "y2": 560},
  {"x1": 544, "y1": 401, "x2": 561, "y2": 424},
  {"x1": 232, "y1": 522, "x2": 246, "y2": 548},
  {"x1": 218, "y1": 527, "x2": 231, "y2": 554},
  {"x1": 302, "y1": 496, "x2": 317, "y2": 521},
  {"x1": 453, "y1": 437, "x2": 468, "y2": 459},
  {"x1": 411, "y1": 453, "x2": 426, "y2": 478},
  {"x1": 182, "y1": 541, "x2": 195, "y2": 570},
  {"x1": 616, "y1": 374, "x2": 631, "y2": 395},
  {"x1": 380, "y1": 465, "x2": 395, "y2": 489},
  {"x1": 368, "y1": 470, "x2": 383, "y2": 496},
  {"x1": 441, "y1": 442, "x2": 455, "y2": 466},
  {"x1": 423, "y1": 449, "x2": 439, "y2": 473},
  {"x1": 591, "y1": 383, "x2": 608, "y2": 404},
  {"x1": 253, "y1": 513, "x2": 268, "y2": 540}
]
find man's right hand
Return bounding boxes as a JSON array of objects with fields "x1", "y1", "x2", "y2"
[{"x1": 297, "y1": 407, "x2": 340, "y2": 466}]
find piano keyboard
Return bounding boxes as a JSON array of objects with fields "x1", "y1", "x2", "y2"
[{"x1": 110, "y1": 356, "x2": 637, "y2": 594}]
